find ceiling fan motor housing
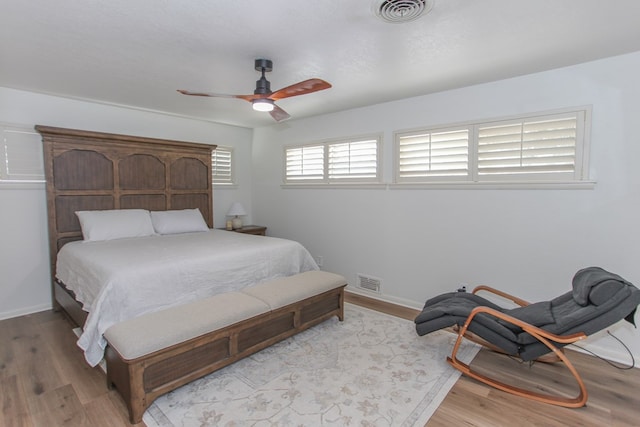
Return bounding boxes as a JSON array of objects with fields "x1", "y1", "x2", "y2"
[
  {"x1": 254, "y1": 59, "x2": 273, "y2": 95},
  {"x1": 255, "y1": 77, "x2": 271, "y2": 95}
]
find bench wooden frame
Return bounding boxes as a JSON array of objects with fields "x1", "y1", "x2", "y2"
[{"x1": 105, "y1": 286, "x2": 345, "y2": 424}]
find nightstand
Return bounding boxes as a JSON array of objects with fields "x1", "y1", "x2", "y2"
[{"x1": 230, "y1": 225, "x2": 267, "y2": 236}]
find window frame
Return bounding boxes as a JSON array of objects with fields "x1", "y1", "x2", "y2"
[
  {"x1": 283, "y1": 133, "x2": 383, "y2": 186},
  {"x1": 0, "y1": 122, "x2": 45, "y2": 188},
  {"x1": 393, "y1": 107, "x2": 592, "y2": 188}
]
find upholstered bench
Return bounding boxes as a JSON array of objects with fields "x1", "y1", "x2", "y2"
[{"x1": 104, "y1": 270, "x2": 347, "y2": 424}]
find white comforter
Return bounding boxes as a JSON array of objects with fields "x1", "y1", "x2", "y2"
[{"x1": 56, "y1": 229, "x2": 318, "y2": 366}]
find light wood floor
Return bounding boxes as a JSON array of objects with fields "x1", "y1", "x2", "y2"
[{"x1": 1, "y1": 294, "x2": 638, "y2": 426}]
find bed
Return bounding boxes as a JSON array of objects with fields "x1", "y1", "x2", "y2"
[{"x1": 37, "y1": 125, "x2": 318, "y2": 366}]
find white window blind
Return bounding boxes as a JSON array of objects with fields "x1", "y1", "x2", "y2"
[
  {"x1": 328, "y1": 138, "x2": 378, "y2": 181},
  {"x1": 477, "y1": 113, "x2": 581, "y2": 180},
  {"x1": 394, "y1": 108, "x2": 589, "y2": 185},
  {"x1": 285, "y1": 135, "x2": 381, "y2": 184},
  {"x1": 1, "y1": 125, "x2": 44, "y2": 182},
  {"x1": 397, "y1": 128, "x2": 469, "y2": 182},
  {"x1": 212, "y1": 146, "x2": 234, "y2": 184},
  {"x1": 285, "y1": 144, "x2": 325, "y2": 181}
]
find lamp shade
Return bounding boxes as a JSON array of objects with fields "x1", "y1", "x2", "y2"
[{"x1": 227, "y1": 202, "x2": 247, "y2": 217}]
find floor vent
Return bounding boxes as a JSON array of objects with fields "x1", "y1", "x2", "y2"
[{"x1": 357, "y1": 274, "x2": 382, "y2": 293}]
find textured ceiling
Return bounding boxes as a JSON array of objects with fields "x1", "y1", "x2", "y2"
[{"x1": 2, "y1": 1, "x2": 640, "y2": 128}]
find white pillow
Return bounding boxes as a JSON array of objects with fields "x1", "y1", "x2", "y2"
[
  {"x1": 75, "y1": 209, "x2": 156, "y2": 242},
  {"x1": 150, "y1": 208, "x2": 209, "y2": 235}
]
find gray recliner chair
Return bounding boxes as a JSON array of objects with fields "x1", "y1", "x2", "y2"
[{"x1": 414, "y1": 267, "x2": 640, "y2": 407}]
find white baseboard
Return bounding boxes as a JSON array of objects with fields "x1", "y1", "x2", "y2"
[
  {"x1": 345, "y1": 285, "x2": 423, "y2": 310},
  {"x1": 0, "y1": 303, "x2": 52, "y2": 321}
]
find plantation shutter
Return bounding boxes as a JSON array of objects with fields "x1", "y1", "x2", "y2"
[
  {"x1": 477, "y1": 112, "x2": 580, "y2": 180},
  {"x1": 328, "y1": 138, "x2": 378, "y2": 181},
  {"x1": 0, "y1": 126, "x2": 44, "y2": 182},
  {"x1": 285, "y1": 144, "x2": 325, "y2": 182},
  {"x1": 397, "y1": 128, "x2": 469, "y2": 182},
  {"x1": 212, "y1": 146, "x2": 233, "y2": 184}
]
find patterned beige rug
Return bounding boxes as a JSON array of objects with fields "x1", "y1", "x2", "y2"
[{"x1": 142, "y1": 303, "x2": 479, "y2": 427}]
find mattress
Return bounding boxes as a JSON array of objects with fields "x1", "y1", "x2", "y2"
[{"x1": 56, "y1": 229, "x2": 318, "y2": 366}]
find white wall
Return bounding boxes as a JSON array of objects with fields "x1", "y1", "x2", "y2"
[
  {"x1": 252, "y1": 51, "x2": 640, "y2": 363},
  {"x1": 3, "y1": 50, "x2": 639, "y2": 363},
  {"x1": 0, "y1": 87, "x2": 253, "y2": 319}
]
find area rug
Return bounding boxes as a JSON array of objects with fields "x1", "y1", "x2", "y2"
[{"x1": 142, "y1": 303, "x2": 479, "y2": 427}]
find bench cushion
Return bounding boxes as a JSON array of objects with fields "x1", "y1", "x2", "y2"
[
  {"x1": 242, "y1": 270, "x2": 346, "y2": 309},
  {"x1": 104, "y1": 292, "x2": 270, "y2": 360}
]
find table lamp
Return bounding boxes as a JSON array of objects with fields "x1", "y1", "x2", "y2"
[{"x1": 227, "y1": 202, "x2": 247, "y2": 229}]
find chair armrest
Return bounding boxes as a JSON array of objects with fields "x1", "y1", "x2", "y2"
[
  {"x1": 466, "y1": 305, "x2": 587, "y2": 344},
  {"x1": 472, "y1": 285, "x2": 531, "y2": 307}
]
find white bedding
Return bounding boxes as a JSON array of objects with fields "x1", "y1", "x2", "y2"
[{"x1": 56, "y1": 229, "x2": 319, "y2": 366}]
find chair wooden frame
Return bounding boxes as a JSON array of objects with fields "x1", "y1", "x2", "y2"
[{"x1": 447, "y1": 285, "x2": 589, "y2": 408}]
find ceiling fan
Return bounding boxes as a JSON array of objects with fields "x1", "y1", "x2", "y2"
[{"x1": 177, "y1": 59, "x2": 332, "y2": 122}]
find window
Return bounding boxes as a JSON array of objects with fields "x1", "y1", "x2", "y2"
[
  {"x1": 285, "y1": 144, "x2": 324, "y2": 182},
  {"x1": 0, "y1": 123, "x2": 44, "y2": 183},
  {"x1": 328, "y1": 139, "x2": 379, "y2": 181},
  {"x1": 477, "y1": 114, "x2": 581, "y2": 179},
  {"x1": 396, "y1": 127, "x2": 470, "y2": 181},
  {"x1": 284, "y1": 135, "x2": 381, "y2": 184},
  {"x1": 211, "y1": 146, "x2": 234, "y2": 185},
  {"x1": 395, "y1": 108, "x2": 589, "y2": 185}
]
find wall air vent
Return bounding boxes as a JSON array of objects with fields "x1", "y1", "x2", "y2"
[
  {"x1": 357, "y1": 274, "x2": 382, "y2": 293},
  {"x1": 373, "y1": 0, "x2": 434, "y2": 24}
]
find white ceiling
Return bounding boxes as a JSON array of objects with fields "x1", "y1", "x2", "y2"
[{"x1": 3, "y1": 1, "x2": 640, "y2": 129}]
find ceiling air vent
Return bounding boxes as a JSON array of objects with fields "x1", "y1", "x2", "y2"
[
  {"x1": 374, "y1": 0, "x2": 434, "y2": 23},
  {"x1": 357, "y1": 274, "x2": 382, "y2": 293}
]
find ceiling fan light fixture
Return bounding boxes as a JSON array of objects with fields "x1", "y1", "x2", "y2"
[{"x1": 252, "y1": 98, "x2": 275, "y2": 112}]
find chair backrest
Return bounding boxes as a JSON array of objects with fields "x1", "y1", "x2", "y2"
[
  {"x1": 544, "y1": 267, "x2": 639, "y2": 334},
  {"x1": 572, "y1": 266, "x2": 635, "y2": 307},
  {"x1": 517, "y1": 267, "x2": 640, "y2": 361}
]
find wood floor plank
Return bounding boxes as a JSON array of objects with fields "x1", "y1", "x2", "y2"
[
  {"x1": 0, "y1": 375, "x2": 32, "y2": 427},
  {"x1": 0, "y1": 317, "x2": 28, "y2": 381},
  {"x1": 104, "y1": 391, "x2": 146, "y2": 427},
  {"x1": 7, "y1": 315, "x2": 64, "y2": 403},
  {"x1": 28, "y1": 384, "x2": 88, "y2": 427},
  {"x1": 37, "y1": 316, "x2": 107, "y2": 404},
  {"x1": 83, "y1": 392, "x2": 142, "y2": 427},
  {"x1": 17, "y1": 346, "x2": 63, "y2": 402}
]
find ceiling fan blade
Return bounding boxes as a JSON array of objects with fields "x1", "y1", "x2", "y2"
[
  {"x1": 269, "y1": 79, "x2": 332, "y2": 101},
  {"x1": 270, "y1": 104, "x2": 291, "y2": 122},
  {"x1": 177, "y1": 89, "x2": 262, "y2": 102},
  {"x1": 177, "y1": 89, "x2": 237, "y2": 98}
]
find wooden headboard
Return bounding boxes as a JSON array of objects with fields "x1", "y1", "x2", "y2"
[{"x1": 37, "y1": 125, "x2": 216, "y2": 304}]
